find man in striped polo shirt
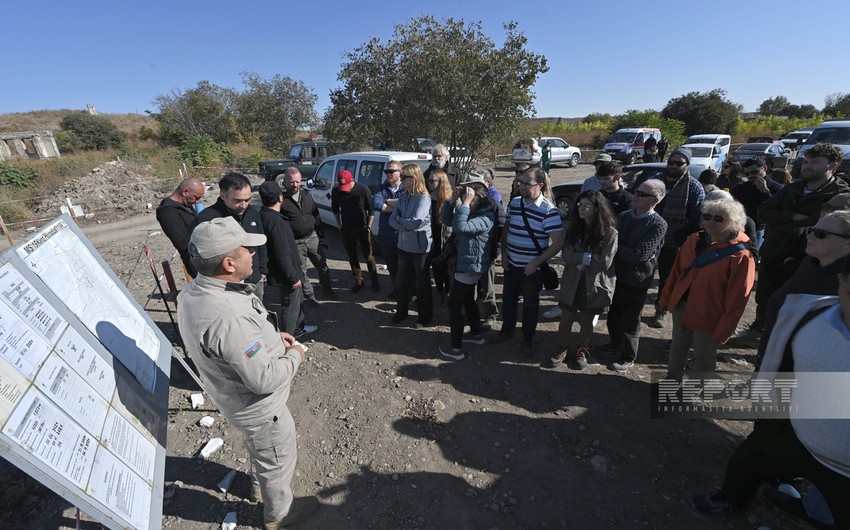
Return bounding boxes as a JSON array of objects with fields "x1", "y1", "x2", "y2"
[{"x1": 499, "y1": 166, "x2": 564, "y2": 354}]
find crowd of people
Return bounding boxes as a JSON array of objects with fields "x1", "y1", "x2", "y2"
[{"x1": 157, "y1": 141, "x2": 850, "y2": 529}]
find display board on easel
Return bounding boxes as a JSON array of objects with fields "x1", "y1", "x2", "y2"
[{"x1": 0, "y1": 215, "x2": 170, "y2": 530}]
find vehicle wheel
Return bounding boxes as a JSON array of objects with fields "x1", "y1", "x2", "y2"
[
  {"x1": 556, "y1": 196, "x2": 574, "y2": 219},
  {"x1": 569, "y1": 153, "x2": 579, "y2": 168},
  {"x1": 626, "y1": 153, "x2": 636, "y2": 165}
]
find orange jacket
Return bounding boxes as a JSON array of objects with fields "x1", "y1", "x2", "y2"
[{"x1": 659, "y1": 231, "x2": 756, "y2": 344}]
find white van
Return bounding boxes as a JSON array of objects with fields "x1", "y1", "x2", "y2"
[
  {"x1": 603, "y1": 127, "x2": 661, "y2": 164},
  {"x1": 683, "y1": 134, "x2": 732, "y2": 157},
  {"x1": 307, "y1": 151, "x2": 433, "y2": 235}
]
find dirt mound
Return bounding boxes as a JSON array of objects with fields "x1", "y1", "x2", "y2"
[{"x1": 34, "y1": 159, "x2": 165, "y2": 222}]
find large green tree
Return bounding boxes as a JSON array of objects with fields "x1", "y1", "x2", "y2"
[
  {"x1": 661, "y1": 89, "x2": 742, "y2": 136},
  {"x1": 823, "y1": 92, "x2": 850, "y2": 117},
  {"x1": 151, "y1": 81, "x2": 240, "y2": 145},
  {"x1": 324, "y1": 16, "x2": 548, "y2": 174},
  {"x1": 757, "y1": 96, "x2": 791, "y2": 116},
  {"x1": 237, "y1": 72, "x2": 319, "y2": 152}
]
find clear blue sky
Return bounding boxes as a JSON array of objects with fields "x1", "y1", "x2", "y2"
[{"x1": 6, "y1": 0, "x2": 848, "y2": 118}]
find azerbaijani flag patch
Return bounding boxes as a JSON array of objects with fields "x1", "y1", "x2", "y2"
[{"x1": 244, "y1": 340, "x2": 262, "y2": 359}]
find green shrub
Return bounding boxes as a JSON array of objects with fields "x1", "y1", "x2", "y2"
[
  {"x1": 0, "y1": 163, "x2": 37, "y2": 187},
  {"x1": 178, "y1": 135, "x2": 233, "y2": 167},
  {"x1": 59, "y1": 112, "x2": 126, "y2": 150},
  {"x1": 138, "y1": 125, "x2": 157, "y2": 141}
]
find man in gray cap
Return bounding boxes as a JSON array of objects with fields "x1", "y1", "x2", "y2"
[
  {"x1": 178, "y1": 217, "x2": 319, "y2": 530},
  {"x1": 639, "y1": 146, "x2": 705, "y2": 328},
  {"x1": 579, "y1": 152, "x2": 614, "y2": 193}
]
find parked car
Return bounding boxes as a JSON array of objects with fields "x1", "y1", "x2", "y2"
[
  {"x1": 779, "y1": 130, "x2": 813, "y2": 151},
  {"x1": 511, "y1": 138, "x2": 540, "y2": 165},
  {"x1": 550, "y1": 160, "x2": 710, "y2": 219},
  {"x1": 305, "y1": 151, "x2": 432, "y2": 237},
  {"x1": 731, "y1": 142, "x2": 791, "y2": 168},
  {"x1": 683, "y1": 143, "x2": 725, "y2": 173},
  {"x1": 683, "y1": 134, "x2": 732, "y2": 157},
  {"x1": 511, "y1": 136, "x2": 581, "y2": 167},
  {"x1": 791, "y1": 120, "x2": 850, "y2": 179},
  {"x1": 414, "y1": 137, "x2": 437, "y2": 153}
]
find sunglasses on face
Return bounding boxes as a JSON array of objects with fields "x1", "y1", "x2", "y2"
[
  {"x1": 401, "y1": 175, "x2": 414, "y2": 180},
  {"x1": 743, "y1": 169, "x2": 762, "y2": 176},
  {"x1": 667, "y1": 160, "x2": 687, "y2": 167},
  {"x1": 634, "y1": 190, "x2": 655, "y2": 198},
  {"x1": 428, "y1": 178, "x2": 440, "y2": 183},
  {"x1": 806, "y1": 226, "x2": 850, "y2": 239},
  {"x1": 383, "y1": 169, "x2": 400, "y2": 174},
  {"x1": 702, "y1": 213, "x2": 726, "y2": 222}
]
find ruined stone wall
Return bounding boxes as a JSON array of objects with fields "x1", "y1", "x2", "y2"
[{"x1": 0, "y1": 131, "x2": 61, "y2": 161}]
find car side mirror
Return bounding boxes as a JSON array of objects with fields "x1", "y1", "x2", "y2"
[
  {"x1": 314, "y1": 178, "x2": 329, "y2": 190},
  {"x1": 305, "y1": 178, "x2": 315, "y2": 189}
]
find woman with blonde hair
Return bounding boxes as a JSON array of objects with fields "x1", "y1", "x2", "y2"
[
  {"x1": 427, "y1": 168, "x2": 453, "y2": 298},
  {"x1": 659, "y1": 191, "x2": 756, "y2": 382},
  {"x1": 390, "y1": 164, "x2": 434, "y2": 327}
]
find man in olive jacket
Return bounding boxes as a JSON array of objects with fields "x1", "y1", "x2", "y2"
[{"x1": 753, "y1": 143, "x2": 850, "y2": 330}]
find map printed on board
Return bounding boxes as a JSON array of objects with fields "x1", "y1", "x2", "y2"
[{"x1": 15, "y1": 220, "x2": 158, "y2": 393}]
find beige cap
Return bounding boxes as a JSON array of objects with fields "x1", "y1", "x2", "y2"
[{"x1": 189, "y1": 217, "x2": 266, "y2": 259}]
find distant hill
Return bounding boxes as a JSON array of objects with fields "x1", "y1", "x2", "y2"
[{"x1": 0, "y1": 109, "x2": 156, "y2": 136}]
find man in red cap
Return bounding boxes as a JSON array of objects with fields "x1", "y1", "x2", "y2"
[{"x1": 331, "y1": 170, "x2": 380, "y2": 292}]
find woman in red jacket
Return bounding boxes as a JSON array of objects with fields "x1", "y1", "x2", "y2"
[{"x1": 659, "y1": 191, "x2": 756, "y2": 382}]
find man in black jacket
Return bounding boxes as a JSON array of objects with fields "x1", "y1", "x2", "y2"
[
  {"x1": 281, "y1": 167, "x2": 336, "y2": 302},
  {"x1": 258, "y1": 181, "x2": 316, "y2": 338},
  {"x1": 752, "y1": 143, "x2": 850, "y2": 331},
  {"x1": 156, "y1": 177, "x2": 205, "y2": 278},
  {"x1": 331, "y1": 170, "x2": 379, "y2": 293},
  {"x1": 193, "y1": 172, "x2": 268, "y2": 299}
]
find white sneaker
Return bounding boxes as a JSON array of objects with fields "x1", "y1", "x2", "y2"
[
  {"x1": 439, "y1": 344, "x2": 466, "y2": 361},
  {"x1": 542, "y1": 306, "x2": 562, "y2": 319}
]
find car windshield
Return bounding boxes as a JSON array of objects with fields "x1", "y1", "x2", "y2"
[
  {"x1": 785, "y1": 132, "x2": 809, "y2": 140},
  {"x1": 689, "y1": 147, "x2": 713, "y2": 158},
  {"x1": 807, "y1": 127, "x2": 850, "y2": 145},
  {"x1": 288, "y1": 145, "x2": 302, "y2": 160},
  {"x1": 684, "y1": 137, "x2": 712, "y2": 144},
  {"x1": 609, "y1": 132, "x2": 639, "y2": 143}
]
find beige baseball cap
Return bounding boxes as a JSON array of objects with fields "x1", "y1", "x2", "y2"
[{"x1": 189, "y1": 217, "x2": 266, "y2": 259}]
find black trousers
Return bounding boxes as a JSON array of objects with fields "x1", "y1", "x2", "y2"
[
  {"x1": 340, "y1": 224, "x2": 377, "y2": 282},
  {"x1": 448, "y1": 278, "x2": 482, "y2": 348},
  {"x1": 606, "y1": 281, "x2": 649, "y2": 362},
  {"x1": 396, "y1": 249, "x2": 433, "y2": 324},
  {"x1": 717, "y1": 419, "x2": 850, "y2": 527}
]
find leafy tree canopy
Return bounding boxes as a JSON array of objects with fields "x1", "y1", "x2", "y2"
[
  {"x1": 150, "y1": 81, "x2": 240, "y2": 145},
  {"x1": 237, "y1": 72, "x2": 319, "y2": 152},
  {"x1": 757, "y1": 96, "x2": 817, "y2": 119},
  {"x1": 323, "y1": 15, "x2": 548, "y2": 174},
  {"x1": 661, "y1": 89, "x2": 742, "y2": 136},
  {"x1": 823, "y1": 92, "x2": 850, "y2": 117}
]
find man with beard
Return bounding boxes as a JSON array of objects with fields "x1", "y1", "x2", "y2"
[
  {"x1": 425, "y1": 144, "x2": 462, "y2": 187},
  {"x1": 156, "y1": 177, "x2": 205, "y2": 278},
  {"x1": 193, "y1": 172, "x2": 268, "y2": 299},
  {"x1": 280, "y1": 167, "x2": 336, "y2": 303},
  {"x1": 751, "y1": 143, "x2": 850, "y2": 331},
  {"x1": 640, "y1": 147, "x2": 705, "y2": 328},
  {"x1": 498, "y1": 166, "x2": 564, "y2": 355}
]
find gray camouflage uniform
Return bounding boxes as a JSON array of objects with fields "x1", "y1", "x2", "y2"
[{"x1": 177, "y1": 273, "x2": 302, "y2": 524}]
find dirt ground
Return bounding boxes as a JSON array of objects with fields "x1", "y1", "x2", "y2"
[{"x1": 0, "y1": 161, "x2": 810, "y2": 529}]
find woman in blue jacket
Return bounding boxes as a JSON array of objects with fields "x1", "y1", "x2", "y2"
[
  {"x1": 438, "y1": 182, "x2": 495, "y2": 360},
  {"x1": 390, "y1": 164, "x2": 433, "y2": 327}
]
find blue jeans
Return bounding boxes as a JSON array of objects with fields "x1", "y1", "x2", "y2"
[
  {"x1": 500, "y1": 264, "x2": 543, "y2": 344},
  {"x1": 754, "y1": 227, "x2": 765, "y2": 252}
]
